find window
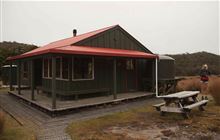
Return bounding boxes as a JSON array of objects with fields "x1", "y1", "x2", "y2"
[
  {"x1": 56, "y1": 57, "x2": 61, "y2": 78},
  {"x1": 43, "y1": 58, "x2": 52, "y2": 78},
  {"x1": 62, "y1": 57, "x2": 69, "y2": 79},
  {"x1": 22, "y1": 61, "x2": 28, "y2": 78},
  {"x1": 73, "y1": 57, "x2": 94, "y2": 80},
  {"x1": 126, "y1": 59, "x2": 134, "y2": 70},
  {"x1": 43, "y1": 58, "x2": 48, "y2": 77},
  {"x1": 43, "y1": 57, "x2": 69, "y2": 80}
]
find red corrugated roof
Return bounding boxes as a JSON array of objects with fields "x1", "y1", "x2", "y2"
[
  {"x1": 8, "y1": 45, "x2": 157, "y2": 60},
  {"x1": 8, "y1": 25, "x2": 116, "y2": 60},
  {"x1": 7, "y1": 25, "x2": 157, "y2": 60},
  {"x1": 53, "y1": 46, "x2": 157, "y2": 58}
]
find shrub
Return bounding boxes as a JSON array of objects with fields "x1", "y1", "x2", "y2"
[
  {"x1": 208, "y1": 78, "x2": 220, "y2": 105},
  {"x1": 0, "y1": 111, "x2": 5, "y2": 134},
  {"x1": 176, "y1": 77, "x2": 201, "y2": 92}
]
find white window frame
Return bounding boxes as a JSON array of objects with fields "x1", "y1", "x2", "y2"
[
  {"x1": 72, "y1": 56, "x2": 94, "y2": 81},
  {"x1": 42, "y1": 57, "x2": 69, "y2": 81},
  {"x1": 56, "y1": 56, "x2": 69, "y2": 81},
  {"x1": 42, "y1": 57, "x2": 51, "y2": 79}
]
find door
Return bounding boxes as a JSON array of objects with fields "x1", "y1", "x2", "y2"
[{"x1": 126, "y1": 59, "x2": 137, "y2": 91}]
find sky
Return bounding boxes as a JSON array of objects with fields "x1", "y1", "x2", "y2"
[{"x1": 1, "y1": 1, "x2": 219, "y2": 55}]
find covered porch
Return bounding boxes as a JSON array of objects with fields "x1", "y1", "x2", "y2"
[
  {"x1": 8, "y1": 90, "x2": 154, "y2": 116},
  {"x1": 7, "y1": 46, "x2": 158, "y2": 112}
]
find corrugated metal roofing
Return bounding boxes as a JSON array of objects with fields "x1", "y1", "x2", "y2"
[
  {"x1": 8, "y1": 45, "x2": 157, "y2": 60},
  {"x1": 7, "y1": 25, "x2": 157, "y2": 60},
  {"x1": 53, "y1": 46, "x2": 157, "y2": 58}
]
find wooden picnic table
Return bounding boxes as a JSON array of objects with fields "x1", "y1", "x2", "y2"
[{"x1": 153, "y1": 91, "x2": 208, "y2": 118}]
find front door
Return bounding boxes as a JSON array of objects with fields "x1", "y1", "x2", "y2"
[{"x1": 125, "y1": 59, "x2": 137, "y2": 91}]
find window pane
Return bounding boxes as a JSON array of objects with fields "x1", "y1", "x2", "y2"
[
  {"x1": 49, "y1": 58, "x2": 52, "y2": 77},
  {"x1": 73, "y1": 57, "x2": 93, "y2": 79},
  {"x1": 62, "y1": 57, "x2": 69, "y2": 79},
  {"x1": 56, "y1": 58, "x2": 61, "y2": 78},
  {"x1": 74, "y1": 57, "x2": 83, "y2": 79},
  {"x1": 43, "y1": 59, "x2": 48, "y2": 77}
]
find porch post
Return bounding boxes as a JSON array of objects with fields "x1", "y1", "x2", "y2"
[
  {"x1": 152, "y1": 59, "x2": 155, "y2": 92},
  {"x1": 52, "y1": 56, "x2": 56, "y2": 109},
  {"x1": 113, "y1": 58, "x2": 117, "y2": 99},
  {"x1": 9, "y1": 62, "x2": 13, "y2": 91},
  {"x1": 30, "y1": 60, "x2": 35, "y2": 100},
  {"x1": 17, "y1": 60, "x2": 21, "y2": 95}
]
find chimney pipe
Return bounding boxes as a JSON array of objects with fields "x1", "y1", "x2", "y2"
[{"x1": 73, "y1": 29, "x2": 77, "y2": 37}]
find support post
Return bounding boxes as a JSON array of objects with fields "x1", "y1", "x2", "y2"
[
  {"x1": 9, "y1": 62, "x2": 13, "y2": 91},
  {"x1": 113, "y1": 58, "x2": 117, "y2": 99},
  {"x1": 17, "y1": 60, "x2": 21, "y2": 95},
  {"x1": 52, "y1": 56, "x2": 56, "y2": 109},
  {"x1": 155, "y1": 58, "x2": 159, "y2": 97},
  {"x1": 30, "y1": 60, "x2": 35, "y2": 100}
]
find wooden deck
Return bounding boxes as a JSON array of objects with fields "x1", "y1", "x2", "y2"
[{"x1": 8, "y1": 90, "x2": 154, "y2": 116}]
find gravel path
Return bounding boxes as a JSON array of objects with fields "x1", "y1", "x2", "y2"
[{"x1": 0, "y1": 92, "x2": 161, "y2": 140}]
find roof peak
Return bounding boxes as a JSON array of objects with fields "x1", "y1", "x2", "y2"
[{"x1": 48, "y1": 24, "x2": 118, "y2": 46}]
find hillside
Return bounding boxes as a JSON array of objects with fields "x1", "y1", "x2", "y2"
[
  {"x1": 0, "y1": 41, "x2": 38, "y2": 76},
  {"x1": 0, "y1": 41, "x2": 219, "y2": 77},
  {"x1": 168, "y1": 52, "x2": 220, "y2": 76}
]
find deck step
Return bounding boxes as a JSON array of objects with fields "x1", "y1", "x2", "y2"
[{"x1": 183, "y1": 100, "x2": 208, "y2": 110}]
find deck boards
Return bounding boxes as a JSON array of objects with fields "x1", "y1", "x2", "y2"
[{"x1": 8, "y1": 90, "x2": 154, "y2": 115}]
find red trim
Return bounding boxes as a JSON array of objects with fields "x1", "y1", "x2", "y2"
[{"x1": 8, "y1": 45, "x2": 158, "y2": 61}]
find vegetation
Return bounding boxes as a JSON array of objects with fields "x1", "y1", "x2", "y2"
[
  {"x1": 0, "y1": 41, "x2": 38, "y2": 77},
  {"x1": 67, "y1": 98, "x2": 220, "y2": 140},
  {"x1": 0, "y1": 110, "x2": 35, "y2": 140},
  {"x1": 208, "y1": 77, "x2": 220, "y2": 105},
  {"x1": 168, "y1": 52, "x2": 220, "y2": 76},
  {"x1": 67, "y1": 76, "x2": 220, "y2": 140},
  {"x1": 0, "y1": 111, "x2": 5, "y2": 134}
]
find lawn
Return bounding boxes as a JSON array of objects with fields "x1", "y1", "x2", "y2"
[{"x1": 67, "y1": 76, "x2": 220, "y2": 140}]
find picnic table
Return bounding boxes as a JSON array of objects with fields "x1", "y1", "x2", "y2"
[{"x1": 153, "y1": 91, "x2": 208, "y2": 118}]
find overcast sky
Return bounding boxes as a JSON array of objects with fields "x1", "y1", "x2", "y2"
[{"x1": 1, "y1": 1, "x2": 219, "y2": 55}]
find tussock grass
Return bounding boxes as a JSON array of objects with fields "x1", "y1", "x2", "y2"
[{"x1": 208, "y1": 77, "x2": 220, "y2": 105}]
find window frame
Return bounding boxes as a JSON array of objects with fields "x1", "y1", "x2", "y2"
[
  {"x1": 42, "y1": 57, "x2": 51, "y2": 79},
  {"x1": 72, "y1": 56, "x2": 94, "y2": 81},
  {"x1": 42, "y1": 57, "x2": 70, "y2": 81},
  {"x1": 56, "y1": 56, "x2": 69, "y2": 81}
]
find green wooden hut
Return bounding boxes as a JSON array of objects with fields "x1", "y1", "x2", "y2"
[{"x1": 7, "y1": 25, "x2": 158, "y2": 109}]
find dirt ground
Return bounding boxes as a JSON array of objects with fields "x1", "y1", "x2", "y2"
[{"x1": 67, "y1": 76, "x2": 220, "y2": 140}]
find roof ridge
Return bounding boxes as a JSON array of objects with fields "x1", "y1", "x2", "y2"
[{"x1": 47, "y1": 24, "x2": 118, "y2": 47}]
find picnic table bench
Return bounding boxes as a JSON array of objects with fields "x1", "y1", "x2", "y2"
[{"x1": 153, "y1": 91, "x2": 208, "y2": 118}]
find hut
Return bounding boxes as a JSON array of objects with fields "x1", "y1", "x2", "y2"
[{"x1": 7, "y1": 25, "x2": 158, "y2": 109}]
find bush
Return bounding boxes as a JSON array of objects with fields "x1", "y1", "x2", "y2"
[
  {"x1": 0, "y1": 111, "x2": 5, "y2": 134},
  {"x1": 208, "y1": 78, "x2": 220, "y2": 105}
]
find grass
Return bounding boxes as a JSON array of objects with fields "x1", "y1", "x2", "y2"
[
  {"x1": 208, "y1": 77, "x2": 220, "y2": 105},
  {"x1": 67, "y1": 98, "x2": 220, "y2": 140},
  {"x1": 0, "y1": 111, "x2": 36, "y2": 140},
  {"x1": 67, "y1": 76, "x2": 220, "y2": 140}
]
